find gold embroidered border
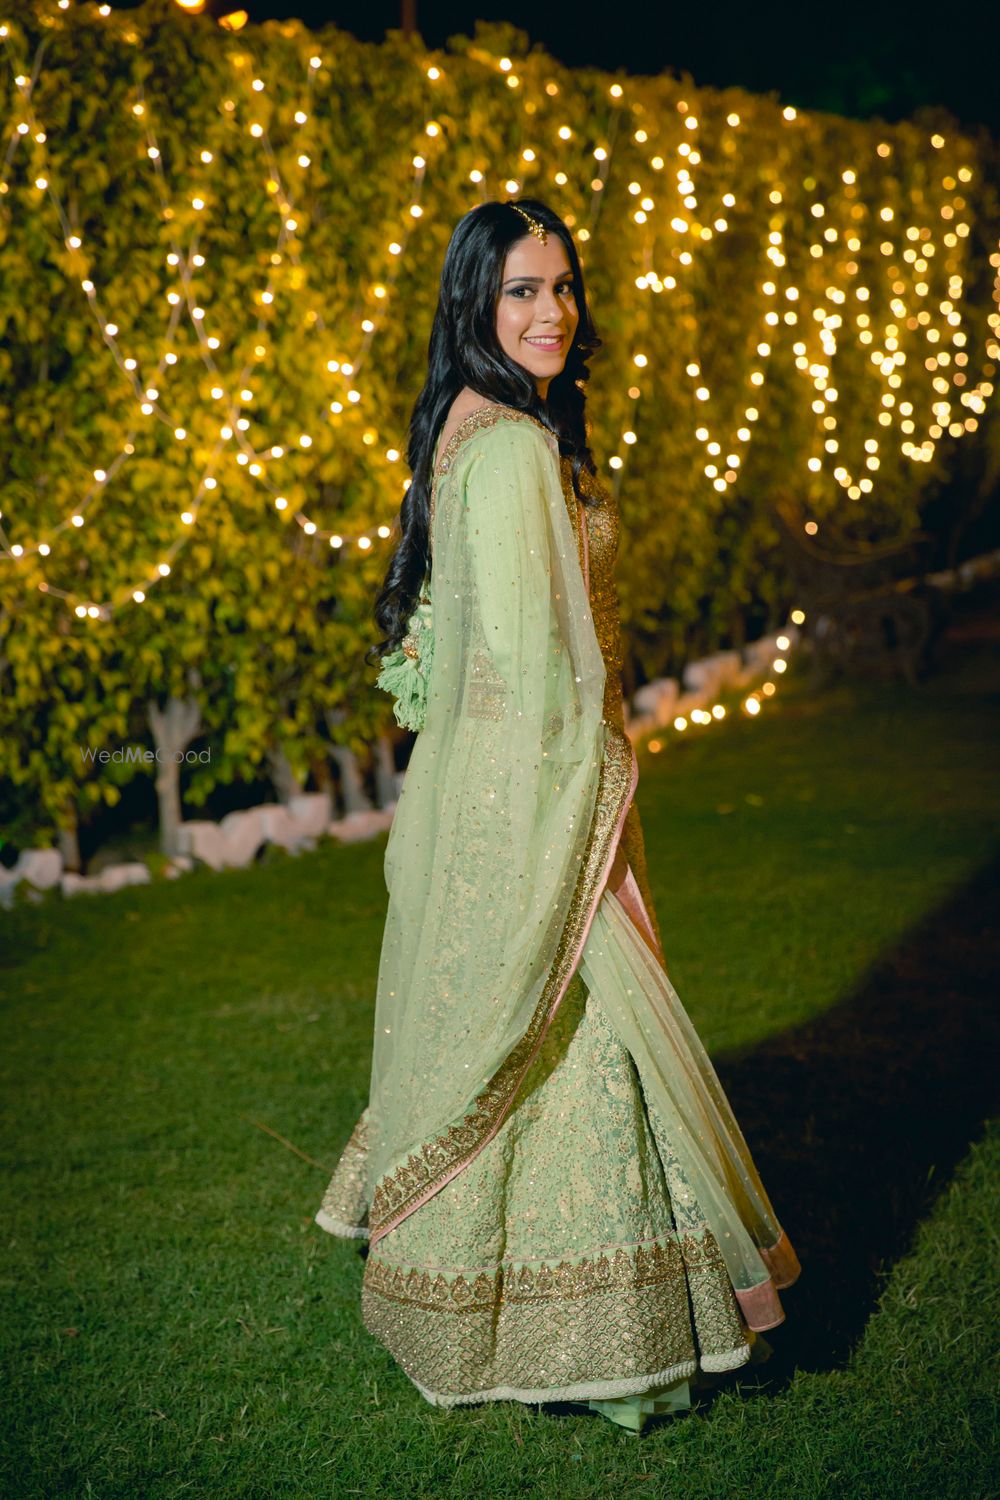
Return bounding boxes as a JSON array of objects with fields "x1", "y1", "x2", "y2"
[
  {"x1": 368, "y1": 722, "x2": 635, "y2": 1241},
  {"x1": 430, "y1": 404, "x2": 554, "y2": 530},
  {"x1": 317, "y1": 1106, "x2": 369, "y2": 1233},
  {"x1": 366, "y1": 1235, "x2": 688, "y2": 1311},
  {"x1": 361, "y1": 1228, "x2": 748, "y2": 1397},
  {"x1": 430, "y1": 404, "x2": 602, "y2": 573},
  {"x1": 558, "y1": 451, "x2": 588, "y2": 589}
]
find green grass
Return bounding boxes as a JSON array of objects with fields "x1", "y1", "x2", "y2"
[{"x1": 3, "y1": 626, "x2": 999, "y2": 1499}]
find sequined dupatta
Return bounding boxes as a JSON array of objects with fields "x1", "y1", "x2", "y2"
[
  {"x1": 326, "y1": 403, "x2": 800, "y2": 1332},
  {"x1": 364, "y1": 407, "x2": 637, "y2": 1246}
]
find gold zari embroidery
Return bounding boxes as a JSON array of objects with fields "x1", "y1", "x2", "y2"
[
  {"x1": 317, "y1": 1108, "x2": 369, "y2": 1236},
  {"x1": 369, "y1": 1232, "x2": 698, "y2": 1308},
  {"x1": 431, "y1": 404, "x2": 554, "y2": 523},
  {"x1": 315, "y1": 401, "x2": 779, "y2": 1405},
  {"x1": 465, "y1": 648, "x2": 509, "y2": 722},
  {"x1": 361, "y1": 1228, "x2": 748, "y2": 1400}
]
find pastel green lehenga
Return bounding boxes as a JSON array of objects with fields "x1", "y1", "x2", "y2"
[{"x1": 316, "y1": 405, "x2": 800, "y2": 1427}]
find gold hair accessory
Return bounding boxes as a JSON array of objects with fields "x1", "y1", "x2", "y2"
[{"x1": 507, "y1": 201, "x2": 548, "y2": 245}]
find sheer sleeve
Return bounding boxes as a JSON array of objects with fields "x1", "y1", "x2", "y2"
[{"x1": 460, "y1": 419, "x2": 597, "y2": 775}]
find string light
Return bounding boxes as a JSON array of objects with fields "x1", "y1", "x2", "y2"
[
  {"x1": 0, "y1": 35, "x2": 441, "y2": 612},
  {"x1": 608, "y1": 107, "x2": 996, "y2": 518},
  {"x1": 644, "y1": 626, "x2": 797, "y2": 752},
  {"x1": 0, "y1": 11, "x2": 996, "y2": 629}
]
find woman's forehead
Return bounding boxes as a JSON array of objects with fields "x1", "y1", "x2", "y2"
[{"x1": 502, "y1": 235, "x2": 573, "y2": 282}]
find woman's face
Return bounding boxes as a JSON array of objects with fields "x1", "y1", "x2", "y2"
[{"x1": 495, "y1": 232, "x2": 580, "y2": 399}]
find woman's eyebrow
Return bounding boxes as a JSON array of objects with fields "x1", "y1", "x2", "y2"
[{"x1": 502, "y1": 269, "x2": 575, "y2": 286}]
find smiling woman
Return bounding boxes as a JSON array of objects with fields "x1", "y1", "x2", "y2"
[
  {"x1": 495, "y1": 234, "x2": 580, "y2": 400},
  {"x1": 314, "y1": 198, "x2": 800, "y2": 1435}
]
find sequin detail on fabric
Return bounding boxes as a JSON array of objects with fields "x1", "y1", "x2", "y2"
[
  {"x1": 315, "y1": 1107, "x2": 369, "y2": 1238},
  {"x1": 430, "y1": 403, "x2": 554, "y2": 535},
  {"x1": 368, "y1": 722, "x2": 635, "y2": 1242},
  {"x1": 313, "y1": 401, "x2": 799, "y2": 1404},
  {"x1": 360, "y1": 982, "x2": 748, "y2": 1400},
  {"x1": 361, "y1": 1227, "x2": 748, "y2": 1404}
]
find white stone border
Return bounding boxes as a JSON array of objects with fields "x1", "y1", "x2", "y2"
[
  {"x1": 0, "y1": 633, "x2": 799, "y2": 908},
  {"x1": 0, "y1": 793, "x2": 401, "y2": 908}
]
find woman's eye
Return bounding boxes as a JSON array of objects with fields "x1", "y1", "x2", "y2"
[{"x1": 509, "y1": 283, "x2": 575, "y2": 297}]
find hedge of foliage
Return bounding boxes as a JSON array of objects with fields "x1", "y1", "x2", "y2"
[{"x1": 1, "y1": 0, "x2": 997, "y2": 849}]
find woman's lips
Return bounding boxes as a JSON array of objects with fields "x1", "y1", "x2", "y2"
[{"x1": 524, "y1": 334, "x2": 565, "y2": 349}]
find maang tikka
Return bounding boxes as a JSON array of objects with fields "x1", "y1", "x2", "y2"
[{"x1": 507, "y1": 201, "x2": 548, "y2": 245}]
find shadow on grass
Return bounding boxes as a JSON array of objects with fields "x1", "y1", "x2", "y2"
[{"x1": 703, "y1": 841, "x2": 1000, "y2": 1393}]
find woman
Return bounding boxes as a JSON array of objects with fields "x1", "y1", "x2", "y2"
[{"x1": 315, "y1": 198, "x2": 800, "y2": 1433}]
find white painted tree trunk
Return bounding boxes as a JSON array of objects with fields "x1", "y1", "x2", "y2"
[
  {"x1": 309, "y1": 754, "x2": 339, "y2": 819},
  {"x1": 57, "y1": 818, "x2": 81, "y2": 873},
  {"x1": 147, "y1": 696, "x2": 202, "y2": 858},
  {"x1": 268, "y1": 745, "x2": 304, "y2": 805},
  {"x1": 327, "y1": 745, "x2": 373, "y2": 814},
  {"x1": 325, "y1": 707, "x2": 373, "y2": 814}
]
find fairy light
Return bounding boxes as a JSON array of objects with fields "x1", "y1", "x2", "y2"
[
  {"x1": 611, "y1": 101, "x2": 807, "y2": 497},
  {"x1": 2, "y1": 14, "x2": 996, "y2": 628},
  {"x1": 0, "y1": 52, "x2": 301, "y2": 603},
  {"x1": 641, "y1": 619, "x2": 795, "y2": 750},
  {"x1": 0, "y1": 39, "x2": 431, "y2": 612},
  {"x1": 780, "y1": 154, "x2": 999, "y2": 504}
]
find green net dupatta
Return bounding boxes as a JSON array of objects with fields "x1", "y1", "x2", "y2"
[
  {"x1": 366, "y1": 408, "x2": 634, "y2": 1245},
  {"x1": 580, "y1": 888, "x2": 801, "y2": 1330},
  {"x1": 363, "y1": 406, "x2": 798, "y2": 1330}
]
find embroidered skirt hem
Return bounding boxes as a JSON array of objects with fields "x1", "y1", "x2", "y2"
[
  {"x1": 408, "y1": 1359, "x2": 706, "y2": 1409},
  {"x1": 316, "y1": 900, "x2": 796, "y2": 1406}
]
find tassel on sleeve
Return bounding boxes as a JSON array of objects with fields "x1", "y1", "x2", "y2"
[{"x1": 375, "y1": 596, "x2": 434, "y2": 733}]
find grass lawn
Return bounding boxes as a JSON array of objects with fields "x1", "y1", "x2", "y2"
[{"x1": 3, "y1": 609, "x2": 999, "y2": 1499}]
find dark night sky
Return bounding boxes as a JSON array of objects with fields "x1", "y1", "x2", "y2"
[{"x1": 191, "y1": 0, "x2": 999, "y2": 134}]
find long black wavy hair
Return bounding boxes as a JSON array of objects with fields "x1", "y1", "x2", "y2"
[{"x1": 364, "y1": 197, "x2": 603, "y2": 668}]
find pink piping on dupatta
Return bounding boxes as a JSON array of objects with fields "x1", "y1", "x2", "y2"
[
  {"x1": 602, "y1": 890, "x2": 801, "y2": 1331},
  {"x1": 614, "y1": 866, "x2": 663, "y2": 967},
  {"x1": 758, "y1": 1228, "x2": 801, "y2": 1292}
]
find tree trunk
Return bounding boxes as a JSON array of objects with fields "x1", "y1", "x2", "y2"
[
  {"x1": 147, "y1": 696, "x2": 202, "y2": 858},
  {"x1": 324, "y1": 707, "x2": 374, "y2": 814},
  {"x1": 373, "y1": 734, "x2": 398, "y2": 809},
  {"x1": 268, "y1": 745, "x2": 304, "y2": 804},
  {"x1": 329, "y1": 744, "x2": 373, "y2": 814},
  {"x1": 57, "y1": 817, "x2": 81, "y2": 874},
  {"x1": 309, "y1": 753, "x2": 338, "y2": 815}
]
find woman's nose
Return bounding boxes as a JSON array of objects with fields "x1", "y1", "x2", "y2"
[{"x1": 537, "y1": 289, "x2": 563, "y2": 321}]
